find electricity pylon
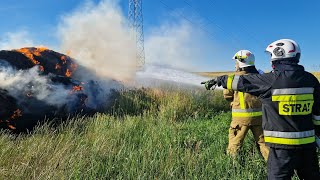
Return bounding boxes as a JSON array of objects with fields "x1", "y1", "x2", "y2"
[{"x1": 128, "y1": 0, "x2": 145, "y2": 67}]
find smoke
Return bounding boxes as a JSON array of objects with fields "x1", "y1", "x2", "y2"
[
  {"x1": 57, "y1": 0, "x2": 212, "y2": 86},
  {"x1": 0, "y1": 0, "x2": 214, "y2": 113},
  {"x1": 0, "y1": 61, "x2": 72, "y2": 108},
  {"x1": 58, "y1": 0, "x2": 137, "y2": 82},
  {"x1": 0, "y1": 31, "x2": 35, "y2": 50},
  {"x1": 135, "y1": 19, "x2": 216, "y2": 87},
  {"x1": 145, "y1": 20, "x2": 213, "y2": 71}
]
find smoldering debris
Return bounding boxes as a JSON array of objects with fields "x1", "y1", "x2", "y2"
[{"x1": 0, "y1": 47, "x2": 117, "y2": 131}]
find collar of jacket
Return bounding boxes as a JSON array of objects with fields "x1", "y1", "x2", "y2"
[
  {"x1": 272, "y1": 63, "x2": 304, "y2": 72},
  {"x1": 238, "y1": 66, "x2": 259, "y2": 74}
]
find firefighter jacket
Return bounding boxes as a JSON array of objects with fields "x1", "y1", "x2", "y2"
[
  {"x1": 217, "y1": 63, "x2": 320, "y2": 149},
  {"x1": 223, "y1": 66, "x2": 262, "y2": 126}
]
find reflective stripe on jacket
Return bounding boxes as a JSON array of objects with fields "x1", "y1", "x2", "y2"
[
  {"x1": 218, "y1": 63, "x2": 320, "y2": 149},
  {"x1": 223, "y1": 67, "x2": 262, "y2": 125}
]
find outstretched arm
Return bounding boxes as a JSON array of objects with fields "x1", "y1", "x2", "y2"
[{"x1": 216, "y1": 73, "x2": 275, "y2": 98}]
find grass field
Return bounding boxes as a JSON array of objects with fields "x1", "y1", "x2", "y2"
[{"x1": 0, "y1": 87, "x2": 273, "y2": 179}]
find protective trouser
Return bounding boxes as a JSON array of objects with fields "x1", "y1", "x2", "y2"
[
  {"x1": 227, "y1": 121, "x2": 269, "y2": 161},
  {"x1": 267, "y1": 147, "x2": 320, "y2": 180}
]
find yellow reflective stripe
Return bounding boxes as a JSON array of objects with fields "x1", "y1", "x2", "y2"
[
  {"x1": 238, "y1": 92, "x2": 245, "y2": 109},
  {"x1": 264, "y1": 136, "x2": 315, "y2": 145},
  {"x1": 272, "y1": 94, "x2": 313, "y2": 101},
  {"x1": 313, "y1": 120, "x2": 320, "y2": 125},
  {"x1": 232, "y1": 111, "x2": 262, "y2": 117},
  {"x1": 278, "y1": 101, "x2": 313, "y2": 115},
  {"x1": 227, "y1": 75, "x2": 235, "y2": 90},
  {"x1": 235, "y1": 54, "x2": 248, "y2": 60}
]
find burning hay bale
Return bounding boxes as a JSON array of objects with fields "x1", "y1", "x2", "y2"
[{"x1": 0, "y1": 47, "x2": 97, "y2": 131}]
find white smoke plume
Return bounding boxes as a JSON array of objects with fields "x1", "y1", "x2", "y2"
[
  {"x1": 145, "y1": 20, "x2": 209, "y2": 71},
  {"x1": 0, "y1": 61, "x2": 71, "y2": 108},
  {"x1": 58, "y1": 0, "x2": 137, "y2": 82}
]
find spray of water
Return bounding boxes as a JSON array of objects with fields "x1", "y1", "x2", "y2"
[{"x1": 136, "y1": 65, "x2": 209, "y2": 87}]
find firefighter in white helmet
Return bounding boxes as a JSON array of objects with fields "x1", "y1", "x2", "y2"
[
  {"x1": 223, "y1": 50, "x2": 269, "y2": 160},
  {"x1": 203, "y1": 39, "x2": 320, "y2": 179}
]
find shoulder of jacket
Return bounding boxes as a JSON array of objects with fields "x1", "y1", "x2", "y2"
[{"x1": 235, "y1": 71, "x2": 246, "y2": 75}]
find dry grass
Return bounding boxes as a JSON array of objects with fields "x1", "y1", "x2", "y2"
[
  {"x1": 312, "y1": 72, "x2": 320, "y2": 79},
  {"x1": 197, "y1": 72, "x2": 234, "y2": 77},
  {"x1": 0, "y1": 87, "x2": 271, "y2": 179}
]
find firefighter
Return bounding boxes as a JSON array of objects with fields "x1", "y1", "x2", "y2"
[
  {"x1": 223, "y1": 50, "x2": 269, "y2": 160},
  {"x1": 203, "y1": 39, "x2": 320, "y2": 179}
]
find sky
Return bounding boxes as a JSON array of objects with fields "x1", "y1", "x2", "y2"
[{"x1": 0, "y1": 0, "x2": 319, "y2": 72}]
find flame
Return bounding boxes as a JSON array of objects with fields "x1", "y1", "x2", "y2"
[
  {"x1": 16, "y1": 48, "x2": 78, "y2": 78},
  {"x1": 72, "y1": 85, "x2": 83, "y2": 92},
  {"x1": 61, "y1": 56, "x2": 78, "y2": 77},
  {"x1": 5, "y1": 109, "x2": 22, "y2": 129},
  {"x1": 39, "y1": 65, "x2": 44, "y2": 72},
  {"x1": 61, "y1": 56, "x2": 67, "y2": 64},
  {"x1": 33, "y1": 47, "x2": 48, "y2": 56},
  {"x1": 7, "y1": 124, "x2": 16, "y2": 130},
  {"x1": 11, "y1": 109, "x2": 22, "y2": 120},
  {"x1": 66, "y1": 69, "x2": 72, "y2": 77},
  {"x1": 15, "y1": 47, "x2": 48, "y2": 65},
  {"x1": 66, "y1": 63, "x2": 78, "y2": 77}
]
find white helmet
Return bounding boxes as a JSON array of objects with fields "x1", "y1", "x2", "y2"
[
  {"x1": 232, "y1": 50, "x2": 255, "y2": 68},
  {"x1": 265, "y1": 39, "x2": 301, "y2": 61}
]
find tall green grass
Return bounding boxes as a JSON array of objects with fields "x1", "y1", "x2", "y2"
[{"x1": 0, "y1": 87, "x2": 269, "y2": 179}]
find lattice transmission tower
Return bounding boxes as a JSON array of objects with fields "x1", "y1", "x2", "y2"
[{"x1": 128, "y1": 0, "x2": 145, "y2": 67}]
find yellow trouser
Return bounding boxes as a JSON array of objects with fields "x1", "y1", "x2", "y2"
[{"x1": 227, "y1": 121, "x2": 269, "y2": 161}]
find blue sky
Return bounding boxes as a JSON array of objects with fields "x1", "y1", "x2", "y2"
[{"x1": 0, "y1": 0, "x2": 319, "y2": 72}]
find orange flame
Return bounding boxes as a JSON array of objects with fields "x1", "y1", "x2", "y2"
[
  {"x1": 15, "y1": 47, "x2": 48, "y2": 65},
  {"x1": 61, "y1": 56, "x2": 67, "y2": 64},
  {"x1": 65, "y1": 63, "x2": 78, "y2": 77},
  {"x1": 66, "y1": 69, "x2": 72, "y2": 77},
  {"x1": 10, "y1": 109, "x2": 22, "y2": 120},
  {"x1": 7, "y1": 124, "x2": 16, "y2": 130},
  {"x1": 72, "y1": 85, "x2": 83, "y2": 92}
]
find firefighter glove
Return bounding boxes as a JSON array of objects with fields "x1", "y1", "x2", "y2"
[{"x1": 201, "y1": 77, "x2": 218, "y2": 90}]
